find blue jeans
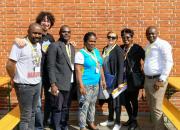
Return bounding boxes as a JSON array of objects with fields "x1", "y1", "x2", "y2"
[{"x1": 14, "y1": 83, "x2": 41, "y2": 130}]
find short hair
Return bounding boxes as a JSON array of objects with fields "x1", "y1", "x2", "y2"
[
  {"x1": 146, "y1": 26, "x2": 158, "y2": 34},
  {"x1": 107, "y1": 31, "x2": 118, "y2": 39},
  {"x1": 121, "y1": 28, "x2": 134, "y2": 38},
  {"x1": 59, "y1": 25, "x2": 70, "y2": 33},
  {"x1": 28, "y1": 23, "x2": 42, "y2": 35},
  {"x1": 36, "y1": 11, "x2": 55, "y2": 28},
  {"x1": 28, "y1": 23, "x2": 42, "y2": 30},
  {"x1": 83, "y1": 32, "x2": 96, "y2": 43}
]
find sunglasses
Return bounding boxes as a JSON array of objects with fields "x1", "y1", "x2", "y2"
[{"x1": 107, "y1": 36, "x2": 117, "y2": 40}]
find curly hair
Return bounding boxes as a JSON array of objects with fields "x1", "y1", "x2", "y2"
[
  {"x1": 121, "y1": 28, "x2": 134, "y2": 38},
  {"x1": 36, "y1": 11, "x2": 55, "y2": 29}
]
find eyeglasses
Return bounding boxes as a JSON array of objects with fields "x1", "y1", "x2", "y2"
[
  {"x1": 121, "y1": 36, "x2": 132, "y2": 39},
  {"x1": 107, "y1": 36, "x2": 117, "y2": 40},
  {"x1": 62, "y1": 31, "x2": 71, "y2": 33}
]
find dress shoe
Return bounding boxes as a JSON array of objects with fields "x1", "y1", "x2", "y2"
[
  {"x1": 123, "y1": 119, "x2": 132, "y2": 126},
  {"x1": 87, "y1": 122, "x2": 99, "y2": 130},
  {"x1": 128, "y1": 121, "x2": 138, "y2": 130}
]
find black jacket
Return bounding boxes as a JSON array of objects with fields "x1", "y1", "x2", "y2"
[
  {"x1": 102, "y1": 45, "x2": 124, "y2": 89},
  {"x1": 120, "y1": 44, "x2": 145, "y2": 91},
  {"x1": 41, "y1": 33, "x2": 55, "y2": 78}
]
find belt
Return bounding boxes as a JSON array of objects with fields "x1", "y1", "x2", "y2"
[
  {"x1": 145, "y1": 75, "x2": 160, "y2": 79},
  {"x1": 14, "y1": 83, "x2": 39, "y2": 86}
]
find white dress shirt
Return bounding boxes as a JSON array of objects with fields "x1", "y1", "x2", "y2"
[{"x1": 144, "y1": 37, "x2": 173, "y2": 81}]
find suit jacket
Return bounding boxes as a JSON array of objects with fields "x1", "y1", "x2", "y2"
[
  {"x1": 47, "y1": 40, "x2": 75, "y2": 91},
  {"x1": 102, "y1": 45, "x2": 124, "y2": 89}
]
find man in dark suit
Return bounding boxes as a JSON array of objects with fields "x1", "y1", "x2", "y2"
[{"x1": 47, "y1": 25, "x2": 75, "y2": 130}]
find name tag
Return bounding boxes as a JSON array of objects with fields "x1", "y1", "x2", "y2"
[
  {"x1": 35, "y1": 67, "x2": 40, "y2": 72},
  {"x1": 96, "y1": 67, "x2": 100, "y2": 73}
]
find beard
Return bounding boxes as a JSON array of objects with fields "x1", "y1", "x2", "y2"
[{"x1": 30, "y1": 37, "x2": 41, "y2": 44}]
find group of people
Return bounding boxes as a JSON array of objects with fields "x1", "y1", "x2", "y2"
[{"x1": 6, "y1": 11, "x2": 173, "y2": 130}]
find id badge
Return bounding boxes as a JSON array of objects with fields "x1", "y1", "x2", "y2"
[
  {"x1": 71, "y1": 64, "x2": 74, "y2": 70},
  {"x1": 42, "y1": 40, "x2": 51, "y2": 53},
  {"x1": 96, "y1": 67, "x2": 100, "y2": 73},
  {"x1": 35, "y1": 67, "x2": 40, "y2": 72}
]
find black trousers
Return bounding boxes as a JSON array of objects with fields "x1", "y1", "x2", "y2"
[
  {"x1": 43, "y1": 79, "x2": 52, "y2": 126},
  {"x1": 107, "y1": 93, "x2": 124, "y2": 124},
  {"x1": 50, "y1": 84, "x2": 73, "y2": 130},
  {"x1": 124, "y1": 90, "x2": 139, "y2": 120}
]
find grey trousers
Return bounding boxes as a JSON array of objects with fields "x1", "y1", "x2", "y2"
[
  {"x1": 14, "y1": 83, "x2": 41, "y2": 130},
  {"x1": 144, "y1": 77, "x2": 168, "y2": 130}
]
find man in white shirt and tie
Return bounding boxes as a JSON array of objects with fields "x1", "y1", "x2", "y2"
[{"x1": 144, "y1": 26, "x2": 173, "y2": 130}]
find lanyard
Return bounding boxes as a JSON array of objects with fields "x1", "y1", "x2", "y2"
[
  {"x1": 82, "y1": 48, "x2": 99, "y2": 65},
  {"x1": 66, "y1": 44, "x2": 71, "y2": 63},
  {"x1": 26, "y1": 38, "x2": 41, "y2": 66},
  {"x1": 102, "y1": 44, "x2": 116, "y2": 58},
  {"x1": 124, "y1": 44, "x2": 133, "y2": 60},
  {"x1": 26, "y1": 38, "x2": 37, "y2": 54}
]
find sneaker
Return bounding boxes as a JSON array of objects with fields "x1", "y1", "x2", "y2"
[
  {"x1": 100, "y1": 120, "x2": 114, "y2": 126},
  {"x1": 112, "y1": 124, "x2": 122, "y2": 130}
]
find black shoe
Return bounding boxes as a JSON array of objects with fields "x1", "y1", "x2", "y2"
[
  {"x1": 123, "y1": 119, "x2": 132, "y2": 126},
  {"x1": 43, "y1": 122, "x2": 49, "y2": 129},
  {"x1": 128, "y1": 121, "x2": 138, "y2": 130}
]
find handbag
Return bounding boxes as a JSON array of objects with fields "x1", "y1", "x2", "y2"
[
  {"x1": 104, "y1": 73, "x2": 116, "y2": 88},
  {"x1": 128, "y1": 72, "x2": 144, "y2": 88},
  {"x1": 127, "y1": 58, "x2": 144, "y2": 89}
]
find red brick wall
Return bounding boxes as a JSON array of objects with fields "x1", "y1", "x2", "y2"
[{"x1": 0, "y1": 0, "x2": 180, "y2": 112}]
